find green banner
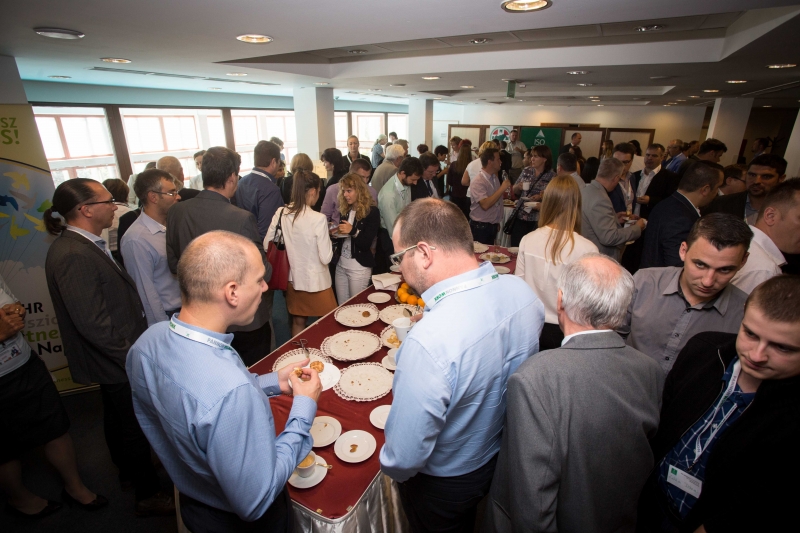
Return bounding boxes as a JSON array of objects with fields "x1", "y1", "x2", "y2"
[{"x1": 520, "y1": 127, "x2": 563, "y2": 158}]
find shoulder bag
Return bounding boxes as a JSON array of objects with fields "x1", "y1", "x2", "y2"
[{"x1": 266, "y1": 208, "x2": 290, "y2": 291}]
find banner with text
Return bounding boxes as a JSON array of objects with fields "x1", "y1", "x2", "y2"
[{"x1": 520, "y1": 127, "x2": 563, "y2": 159}]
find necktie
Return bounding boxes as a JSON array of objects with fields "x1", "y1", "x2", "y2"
[{"x1": 425, "y1": 180, "x2": 433, "y2": 196}]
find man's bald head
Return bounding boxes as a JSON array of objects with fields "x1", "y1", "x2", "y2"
[
  {"x1": 177, "y1": 231, "x2": 256, "y2": 304},
  {"x1": 157, "y1": 156, "x2": 185, "y2": 188}
]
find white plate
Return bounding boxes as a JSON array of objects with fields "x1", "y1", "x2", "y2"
[
  {"x1": 367, "y1": 292, "x2": 392, "y2": 304},
  {"x1": 473, "y1": 241, "x2": 489, "y2": 253},
  {"x1": 379, "y1": 304, "x2": 421, "y2": 325},
  {"x1": 271, "y1": 348, "x2": 330, "y2": 373},
  {"x1": 524, "y1": 201, "x2": 541, "y2": 209},
  {"x1": 334, "y1": 430, "x2": 377, "y2": 463},
  {"x1": 494, "y1": 266, "x2": 511, "y2": 275},
  {"x1": 479, "y1": 252, "x2": 511, "y2": 264},
  {"x1": 320, "y1": 330, "x2": 382, "y2": 362},
  {"x1": 380, "y1": 325, "x2": 402, "y2": 349},
  {"x1": 287, "y1": 362, "x2": 341, "y2": 392},
  {"x1": 334, "y1": 303, "x2": 380, "y2": 327},
  {"x1": 381, "y1": 355, "x2": 396, "y2": 371},
  {"x1": 507, "y1": 247, "x2": 519, "y2": 255},
  {"x1": 334, "y1": 363, "x2": 394, "y2": 402},
  {"x1": 288, "y1": 455, "x2": 329, "y2": 489},
  {"x1": 369, "y1": 405, "x2": 392, "y2": 430},
  {"x1": 389, "y1": 265, "x2": 401, "y2": 272},
  {"x1": 310, "y1": 416, "x2": 342, "y2": 447}
]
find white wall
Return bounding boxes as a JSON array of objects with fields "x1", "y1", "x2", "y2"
[
  {"x1": 435, "y1": 103, "x2": 706, "y2": 149},
  {"x1": 432, "y1": 103, "x2": 464, "y2": 149}
]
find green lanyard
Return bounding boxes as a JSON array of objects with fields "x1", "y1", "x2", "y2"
[{"x1": 427, "y1": 272, "x2": 499, "y2": 309}]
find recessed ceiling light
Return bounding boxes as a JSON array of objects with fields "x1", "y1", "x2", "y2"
[
  {"x1": 461, "y1": 85, "x2": 475, "y2": 89},
  {"x1": 422, "y1": 76, "x2": 440, "y2": 80},
  {"x1": 703, "y1": 89, "x2": 719, "y2": 93},
  {"x1": 726, "y1": 80, "x2": 747, "y2": 84},
  {"x1": 763, "y1": 105, "x2": 772, "y2": 108},
  {"x1": 314, "y1": 82, "x2": 329, "y2": 85},
  {"x1": 501, "y1": 78, "x2": 516, "y2": 82},
  {"x1": 370, "y1": 88, "x2": 382, "y2": 91},
  {"x1": 649, "y1": 76, "x2": 670, "y2": 80},
  {"x1": 34, "y1": 27, "x2": 85, "y2": 39},
  {"x1": 348, "y1": 49, "x2": 368, "y2": 54},
  {"x1": 479, "y1": 98, "x2": 487, "y2": 101},
  {"x1": 457, "y1": 100, "x2": 463, "y2": 103},
  {"x1": 48, "y1": 75, "x2": 71, "y2": 79},
  {"x1": 518, "y1": 84, "x2": 527, "y2": 88},
  {"x1": 390, "y1": 83, "x2": 406, "y2": 87},
  {"x1": 236, "y1": 34, "x2": 273, "y2": 44},
  {"x1": 668, "y1": 102, "x2": 677, "y2": 105},
  {"x1": 226, "y1": 72, "x2": 247, "y2": 76},
  {"x1": 101, "y1": 57, "x2": 131, "y2": 63},
  {"x1": 636, "y1": 24, "x2": 666, "y2": 32},
  {"x1": 577, "y1": 83, "x2": 594, "y2": 87},
  {"x1": 519, "y1": 99, "x2": 525, "y2": 102},
  {"x1": 676, "y1": 99, "x2": 686, "y2": 101},
  {"x1": 209, "y1": 87, "x2": 222, "y2": 90},
  {"x1": 501, "y1": 0, "x2": 552, "y2": 13},
  {"x1": 469, "y1": 38, "x2": 492, "y2": 45},
  {"x1": 663, "y1": 104, "x2": 671, "y2": 107},
  {"x1": 766, "y1": 64, "x2": 796, "y2": 69},
  {"x1": 567, "y1": 71, "x2": 588, "y2": 75},
  {"x1": 597, "y1": 104, "x2": 604, "y2": 107},
  {"x1": 538, "y1": 104, "x2": 544, "y2": 106},
  {"x1": 689, "y1": 95, "x2": 700, "y2": 98},
  {"x1": 433, "y1": 97, "x2": 442, "y2": 100}
]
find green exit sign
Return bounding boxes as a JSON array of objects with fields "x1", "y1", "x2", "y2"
[{"x1": 506, "y1": 81, "x2": 516, "y2": 99}]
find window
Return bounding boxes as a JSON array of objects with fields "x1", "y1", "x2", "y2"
[
  {"x1": 33, "y1": 107, "x2": 120, "y2": 187},
  {"x1": 388, "y1": 113, "x2": 409, "y2": 142},
  {"x1": 120, "y1": 108, "x2": 223, "y2": 185},
  {"x1": 334, "y1": 112, "x2": 349, "y2": 153},
  {"x1": 352, "y1": 113, "x2": 385, "y2": 156},
  {"x1": 230, "y1": 109, "x2": 296, "y2": 171}
]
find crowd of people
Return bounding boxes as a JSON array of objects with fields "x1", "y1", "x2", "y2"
[{"x1": 1, "y1": 126, "x2": 798, "y2": 533}]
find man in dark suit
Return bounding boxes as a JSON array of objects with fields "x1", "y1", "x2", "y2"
[
  {"x1": 622, "y1": 143, "x2": 680, "y2": 272},
  {"x1": 641, "y1": 164, "x2": 723, "y2": 269},
  {"x1": 411, "y1": 152, "x2": 443, "y2": 200},
  {"x1": 560, "y1": 131, "x2": 582, "y2": 155},
  {"x1": 166, "y1": 146, "x2": 273, "y2": 366},
  {"x1": 44, "y1": 179, "x2": 173, "y2": 516},
  {"x1": 485, "y1": 254, "x2": 662, "y2": 532},
  {"x1": 676, "y1": 138, "x2": 727, "y2": 179}
]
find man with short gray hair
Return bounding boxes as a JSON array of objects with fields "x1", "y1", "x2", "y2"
[
  {"x1": 486, "y1": 253, "x2": 662, "y2": 533},
  {"x1": 371, "y1": 144, "x2": 406, "y2": 193},
  {"x1": 157, "y1": 155, "x2": 199, "y2": 200}
]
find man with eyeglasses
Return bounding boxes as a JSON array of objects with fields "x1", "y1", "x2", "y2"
[
  {"x1": 44, "y1": 178, "x2": 174, "y2": 516},
  {"x1": 380, "y1": 198, "x2": 544, "y2": 533},
  {"x1": 718, "y1": 165, "x2": 748, "y2": 196},
  {"x1": 121, "y1": 169, "x2": 182, "y2": 326}
]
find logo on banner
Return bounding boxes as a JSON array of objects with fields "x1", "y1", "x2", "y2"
[
  {"x1": 489, "y1": 126, "x2": 512, "y2": 141},
  {"x1": 533, "y1": 130, "x2": 547, "y2": 146}
]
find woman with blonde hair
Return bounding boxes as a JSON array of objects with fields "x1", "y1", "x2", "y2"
[
  {"x1": 515, "y1": 174, "x2": 598, "y2": 349},
  {"x1": 333, "y1": 173, "x2": 380, "y2": 304},
  {"x1": 600, "y1": 139, "x2": 614, "y2": 160},
  {"x1": 265, "y1": 170, "x2": 336, "y2": 336}
]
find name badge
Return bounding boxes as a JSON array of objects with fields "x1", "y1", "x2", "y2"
[{"x1": 667, "y1": 465, "x2": 703, "y2": 498}]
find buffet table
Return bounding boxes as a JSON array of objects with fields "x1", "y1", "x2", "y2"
[{"x1": 246, "y1": 248, "x2": 517, "y2": 532}]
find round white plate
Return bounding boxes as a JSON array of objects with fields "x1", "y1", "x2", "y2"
[
  {"x1": 310, "y1": 416, "x2": 342, "y2": 447},
  {"x1": 271, "y1": 348, "x2": 330, "y2": 373},
  {"x1": 494, "y1": 266, "x2": 511, "y2": 275},
  {"x1": 334, "y1": 303, "x2": 380, "y2": 328},
  {"x1": 389, "y1": 265, "x2": 401, "y2": 272},
  {"x1": 507, "y1": 247, "x2": 519, "y2": 255},
  {"x1": 387, "y1": 347, "x2": 398, "y2": 359},
  {"x1": 479, "y1": 252, "x2": 511, "y2": 264},
  {"x1": 320, "y1": 330, "x2": 382, "y2": 362},
  {"x1": 379, "y1": 304, "x2": 421, "y2": 325},
  {"x1": 370, "y1": 405, "x2": 392, "y2": 430},
  {"x1": 473, "y1": 241, "x2": 489, "y2": 253},
  {"x1": 288, "y1": 455, "x2": 328, "y2": 488},
  {"x1": 367, "y1": 292, "x2": 392, "y2": 304},
  {"x1": 381, "y1": 355, "x2": 396, "y2": 371},
  {"x1": 334, "y1": 363, "x2": 394, "y2": 402},
  {"x1": 380, "y1": 325, "x2": 402, "y2": 349},
  {"x1": 334, "y1": 430, "x2": 377, "y2": 463},
  {"x1": 287, "y1": 362, "x2": 341, "y2": 392}
]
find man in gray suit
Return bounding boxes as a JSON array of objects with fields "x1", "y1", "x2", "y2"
[
  {"x1": 581, "y1": 158, "x2": 646, "y2": 261},
  {"x1": 166, "y1": 146, "x2": 273, "y2": 367},
  {"x1": 44, "y1": 178, "x2": 173, "y2": 516},
  {"x1": 370, "y1": 143, "x2": 406, "y2": 193},
  {"x1": 485, "y1": 254, "x2": 662, "y2": 533}
]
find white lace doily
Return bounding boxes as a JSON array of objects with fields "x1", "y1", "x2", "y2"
[
  {"x1": 473, "y1": 241, "x2": 489, "y2": 253},
  {"x1": 320, "y1": 330, "x2": 382, "y2": 362},
  {"x1": 334, "y1": 363, "x2": 394, "y2": 402},
  {"x1": 334, "y1": 303, "x2": 380, "y2": 328},
  {"x1": 271, "y1": 348, "x2": 330, "y2": 372},
  {"x1": 479, "y1": 252, "x2": 511, "y2": 264},
  {"x1": 380, "y1": 325, "x2": 402, "y2": 349},
  {"x1": 379, "y1": 304, "x2": 421, "y2": 325}
]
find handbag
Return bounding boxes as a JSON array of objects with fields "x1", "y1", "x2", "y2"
[
  {"x1": 503, "y1": 172, "x2": 547, "y2": 235},
  {"x1": 266, "y1": 208, "x2": 290, "y2": 291}
]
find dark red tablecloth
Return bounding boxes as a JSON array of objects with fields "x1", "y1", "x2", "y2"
[{"x1": 250, "y1": 249, "x2": 515, "y2": 519}]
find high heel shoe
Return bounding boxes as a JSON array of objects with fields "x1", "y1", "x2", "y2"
[
  {"x1": 5, "y1": 500, "x2": 62, "y2": 518},
  {"x1": 61, "y1": 489, "x2": 109, "y2": 511}
]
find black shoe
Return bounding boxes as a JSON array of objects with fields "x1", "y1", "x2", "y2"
[
  {"x1": 61, "y1": 489, "x2": 109, "y2": 511},
  {"x1": 135, "y1": 491, "x2": 175, "y2": 517},
  {"x1": 5, "y1": 500, "x2": 62, "y2": 518}
]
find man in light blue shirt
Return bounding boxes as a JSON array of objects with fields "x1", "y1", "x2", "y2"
[
  {"x1": 121, "y1": 169, "x2": 182, "y2": 326},
  {"x1": 127, "y1": 230, "x2": 321, "y2": 532},
  {"x1": 380, "y1": 198, "x2": 544, "y2": 532}
]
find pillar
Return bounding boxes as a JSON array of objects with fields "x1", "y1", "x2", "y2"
[
  {"x1": 705, "y1": 98, "x2": 753, "y2": 166},
  {"x1": 783, "y1": 110, "x2": 800, "y2": 178},
  {"x1": 408, "y1": 98, "x2": 434, "y2": 152},
  {"x1": 293, "y1": 87, "x2": 335, "y2": 161}
]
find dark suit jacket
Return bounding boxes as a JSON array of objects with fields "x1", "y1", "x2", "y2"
[
  {"x1": 342, "y1": 206, "x2": 380, "y2": 269},
  {"x1": 486, "y1": 331, "x2": 662, "y2": 533},
  {"x1": 640, "y1": 192, "x2": 700, "y2": 269},
  {"x1": 629, "y1": 168, "x2": 680, "y2": 219},
  {"x1": 166, "y1": 190, "x2": 272, "y2": 331},
  {"x1": 178, "y1": 187, "x2": 200, "y2": 201},
  {"x1": 701, "y1": 190, "x2": 746, "y2": 218},
  {"x1": 45, "y1": 230, "x2": 147, "y2": 385},
  {"x1": 411, "y1": 178, "x2": 438, "y2": 201}
]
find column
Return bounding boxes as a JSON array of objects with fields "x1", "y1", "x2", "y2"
[
  {"x1": 705, "y1": 98, "x2": 754, "y2": 166},
  {"x1": 293, "y1": 87, "x2": 335, "y2": 161},
  {"x1": 408, "y1": 98, "x2": 434, "y2": 152},
  {"x1": 783, "y1": 110, "x2": 800, "y2": 178}
]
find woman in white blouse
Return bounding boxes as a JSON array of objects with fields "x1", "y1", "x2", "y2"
[
  {"x1": 265, "y1": 170, "x2": 336, "y2": 336},
  {"x1": 515, "y1": 174, "x2": 599, "y2": 350}
]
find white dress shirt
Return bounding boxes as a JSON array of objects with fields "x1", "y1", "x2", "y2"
[
  {"x1": 731, "y1": 226, "x2": 785, "y2": 294},
  {"x1": 561, "y1": 329, "x2": 609, "y2": 346},
  {"x1": 634, "y1": 164, "x2": 661, "y2": 216}
]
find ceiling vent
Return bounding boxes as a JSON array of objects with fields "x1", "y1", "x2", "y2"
[{"x1": 89, "y1": 67, "x2": 279, "y2": 85}]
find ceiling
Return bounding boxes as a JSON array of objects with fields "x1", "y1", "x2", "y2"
[{"x1": 2, "y1": 0, "x2": 800, "y2": 108}]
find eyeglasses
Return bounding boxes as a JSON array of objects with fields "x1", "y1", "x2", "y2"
[
  {"x1": 80, "y1": 199, "x2": 124, "y2": 208},
  {"x1": 151, "y1": 190, "x2": 180, "y2": 197},
  {"x1": 389, "y1": 243, "x2": 436, "y2": 266}
]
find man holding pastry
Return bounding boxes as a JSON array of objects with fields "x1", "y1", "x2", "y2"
[{"x1": 127, "y1": 230, "x2": 321, "y2": 533}]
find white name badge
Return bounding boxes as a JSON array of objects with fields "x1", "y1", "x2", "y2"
[{"x1": 667, "y1": 465, "x2": 703, "y2": 499}]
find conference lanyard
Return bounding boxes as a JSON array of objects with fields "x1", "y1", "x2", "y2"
[
  {"x1": 691, "y1": 360, "x2": 743, "y2": 466},
  {"x1": 169, "y1": 318, "x2": 234, "y2": 352},
  {"x1": 427, "y1": 272, "x2": 499, "y2": 309}
]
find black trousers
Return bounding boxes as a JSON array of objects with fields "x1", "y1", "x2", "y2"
[
  {"x1": 509, "y1": 218, "x2": 538, "y2": 248},
  {"x1": 397, "y1": 454, "x2": 497, "y2": 533},
  {"x1": 180, "y1": 488, "x2": 292, "y2": 533},
  {"x1": 99, "y1": 382, "x2": 160, "y2": 501},
  {"x1": 451, "y1": 196, "x2": 471, "y2": 220},
  {"x1": 539, "y1": 322, "x2": 564, "y2": 351},
  {"x1": 231, "y1": 322, "x2": 272, "y2": 368},
  {"x1": 469, "y1": 221, "x2": 498, "y2": 246}
]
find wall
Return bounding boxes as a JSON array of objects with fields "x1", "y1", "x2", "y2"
[
  {"x1": 742, "y1": 107, "x2": 799, "y2": 158},
  {"x1": 434, "y1": 103, "x2": 707, "y2": 151}
]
